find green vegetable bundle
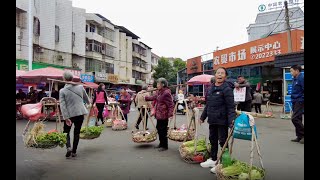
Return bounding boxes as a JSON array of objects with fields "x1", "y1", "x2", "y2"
[
  {"x1": 181, "y1": 138, "x2": 206, "y2": 148},
  {"x1": 33, "y1": 132, "x2": 67, "y2": 148},
  {"x1": 80, "y1": 126, "x2": 104, "y2": 139},
  {"x1": 220, "y1": 160, "x2": 265, "y2": 180}
]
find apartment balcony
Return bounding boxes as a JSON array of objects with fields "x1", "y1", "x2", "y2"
[
  {"x1": 86, "y1": 51, "x2": 102, "y2": 61},
  {"x1": 86, "y1": 32, "x2": 103, "y2": 43},
  {"x1": 132, "y1": 65, "x2": 147, "y2": 73}
]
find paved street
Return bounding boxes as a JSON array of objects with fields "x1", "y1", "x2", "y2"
[{"x1": 16, "y1": 106, "x2": 304, "y2": 180}]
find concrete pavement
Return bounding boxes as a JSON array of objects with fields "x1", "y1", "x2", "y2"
[{"x1": 16, "y1": 107, "x2": 304, "y2": 180}]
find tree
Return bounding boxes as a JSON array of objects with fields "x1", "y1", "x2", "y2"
[
  {"x1": 172, "y1": 58, "x2": 186, "y2": 72},
  {"x1": 152, "y1": 57, "x2": 185, "y2": 89}
]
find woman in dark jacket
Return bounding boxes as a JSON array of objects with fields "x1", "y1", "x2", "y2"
[
  {"x1": 199, "y1": 67, "x2": 236, "y2": 173},
  {"x1": 145, "y1": 78, "x2": 174, "y2": 152},
  {"x1": 92, "y1": 83, "x2": 108, "y2": 125}
]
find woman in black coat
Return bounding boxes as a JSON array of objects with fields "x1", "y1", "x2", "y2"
[{"x1": 199, "y1": 67, "x2": 236, "y2": 173}]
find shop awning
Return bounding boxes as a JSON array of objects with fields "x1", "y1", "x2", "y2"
[
  {"x1": 83, "y1": 82, "x2": 99, "y2": 89},
  {"x1": 274, "y1": 51, "x2": 304, "y2": 68}
]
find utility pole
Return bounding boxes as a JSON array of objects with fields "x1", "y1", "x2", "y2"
[
  {"x1": 284, "y1": 1, "x2": 292, "y2": 53},
  {"x1": 28, "y1": 0, "x2": 33, "y2": 71}
]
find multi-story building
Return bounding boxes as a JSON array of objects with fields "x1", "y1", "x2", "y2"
[
  {"x1": 150, "y1": 53, "x2": 160, "y2": 85},
  {"x1": 247, "y1": 7, "x2": 304, "y2": 41},
  {"x1": 117, "y1": 26, "x2": 152, "y2": 86},
  {"x1": 84, "y1": 13, "x2": 119, "y2": 84},
  {"x1": 16, "y1": 0, "x2": 84, "y2": 77}
]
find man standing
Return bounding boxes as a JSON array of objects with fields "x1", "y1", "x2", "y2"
[
  {"x1": 235, "y1": 75, "x2": 252, "y2": 112},
  {"x1": 135, "y1": 85, "x2": 151, "y2": 130},
  {"x1": 290, "y1": 65, "x2": 304, "y2": 144},
  {"x1": 253, "y1": 90, "x2": 263, "y2": 114}
]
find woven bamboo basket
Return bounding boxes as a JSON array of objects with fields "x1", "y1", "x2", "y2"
[
  {"x1": 22, "y1": 98, "x2": 66, "y2": 149},
  {"x1": 215, "y1": 163, "x2": 266, "y2": 180},
  {"x1": 178, "y1": 144, "x2": 210, "y2": 164},
  {"x1": 79, "y1": 133, "x2": 101, "y2": 139},
  {"x1": 132, "y1": 131, "x2": 157, "y2": 143},
  {"x1": 105, "y1": 118, "x2": 113, "y2": 127},
  {"x1": 112, "y1": 120, "x2": 127, "y2": 131},
  {"x1": 131, "y1": 106, "x2": 158, "y2": 143},
  {"x1": 168, "y1": 128, "x2": 195, "y2": 142}
]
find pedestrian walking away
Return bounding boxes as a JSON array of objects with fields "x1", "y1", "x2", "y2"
[
  {"x1": 59, "y1": 71, "x2": 90, "y2": 158},
  {"x1": 290, "y1": 65, "x2": 304, "y2": 144},
  {"x1": 135, "y1": 85, "x2": 151, "y2": 130},
  {"x1": 145, "y1": 78, "x2": 174, "y2": 152},
  {"x1": 92, "y1": 83, "x2": 109, "y2": 125},
  {"x1": 199, "y1": 67, "x2": 236, "y2": 174},
  {"x1": 253, "y1": 90, "x2": 264, "y2": 114}
]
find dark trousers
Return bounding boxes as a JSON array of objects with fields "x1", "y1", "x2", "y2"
[
  {"x1": 96, "y1": 103, "x2": 105, "y2": 123},
  {"x1": 254, "y1": 103, "x2": 262, "y2": 114},
  {"x1": 156, "y1": 119, "x2": 169, "y2": 149},
  {"x1": 136, "y1": 108, "x2": 148, "y2": 128},
  {"x1": 122, "y1": 114, "x2": 128, "y2": 122},
  {"x1": 292, "y1": 102, "x2": 304, "y2": 139},
  {"x1": 209, "y1": 124, "x2": 229, "y2": 161},
  {"x1": 63, "y1": 115, "x2": 84, "y2": 153},
  {"x1": 237, "y1": 100, "x2": 252, "y2": 112}
]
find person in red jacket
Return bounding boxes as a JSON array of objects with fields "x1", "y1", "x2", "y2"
[
  {"x1": 119, "y1": 88, "x2": 131, "y2": 122},
  {"x1": 145, "y1": 78, "x2": 174, "y2": 151}
]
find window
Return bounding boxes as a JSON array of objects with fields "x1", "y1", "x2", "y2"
[
  {"x1": 33, "y1": 17, "x2": 40, "y2": 36},
  {"x1": 132, "y1": 70, "x2": 142, "y2": 79},
  {"x1": 106, "y1": 44, "x2": 114, "y2": 57},
  {"x1": 72, "y1": 32, "x2": 75, "y2": 47},
  {"x1": 132, "y1": 57, "x2": 141, "y2": 66},
  {"x1": 86, "y1": 25, "x2": 88, "y2": 32},
  {"x1": 55, "y1": 25, "x2": 60, "y2": 42},
  {"x1": 106, "y1": 62, "x2": 114, "y2": 74},
  {"x1": 106, "y1": 28, "x2": 115, "y2": 41},
  {"x1": 133, "y1": 44, "x2": 147, "y2": 56},
  {"x1": 16, "y1": 11, "x2": 26, "y2": 28},
  {"x1": 85, "y1": 59, "x2": 95, "y2": 72},
  {"x1": 89, "y1": 24, "x2": 95, "y2": 33}
]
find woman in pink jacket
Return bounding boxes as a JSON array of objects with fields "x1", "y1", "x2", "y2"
[{"x1": 92, "y1": 83, "x2": 108, "y2": 124}]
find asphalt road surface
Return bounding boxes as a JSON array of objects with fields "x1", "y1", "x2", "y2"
[{"x1": 16, "y1": 107, "x2": 304, "y2": 180}]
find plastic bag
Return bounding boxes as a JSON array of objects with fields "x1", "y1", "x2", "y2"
[
  {"x1": 178, "y1": 124, "x2": 187, "y2": 131},
  {"x1": 103, "y1": 107, "x2": 109, "y2": 118},
  {"x1": 21, "y1": 103, "x2": 44, "y2": 121},
  {"x1": 178, "y1": 104, "x2": 184, "y2": 110},
  {"x1": 233, "y1": 113, "x2": 258, "y2": 141},
  {"x1": 89, "y1": 106, "x2": 98, "y2": 116}
]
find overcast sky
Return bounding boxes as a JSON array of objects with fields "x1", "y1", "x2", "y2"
[{"x1": 72, "y1": 0, "x2": 303, "y2": 60}]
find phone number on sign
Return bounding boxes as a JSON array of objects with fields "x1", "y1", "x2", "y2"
[{"x1": 251, "y1": 50, "x2": 281, "y2": 60}]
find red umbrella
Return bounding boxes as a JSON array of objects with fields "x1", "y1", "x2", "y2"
[
  {"x1": 187, "y1": 74, "x2": 214, "y2": 85},
  {"x1": 19, "y1": 67, "x2": 80, "y2": 84},
  {"x1": 83, "y1": 82, "x2": 99, "y2": 89},
  {"x1": 16, "y1": 70, "x2": 26, "y2": 78}
]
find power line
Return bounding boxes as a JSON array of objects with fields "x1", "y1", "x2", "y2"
[{"x1": 266, "y1": 8, "x2": 285, "y2": 37}]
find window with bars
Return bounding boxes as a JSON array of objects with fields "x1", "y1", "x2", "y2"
[
  {"x1": 106, "y1": 62, "x2": 114, "y2": 74},
  {"x1": 89, "y1": 24, "x2": 95, "y2": 33},
  {"x1": 133, "y1": 44, "x2": 147, "y2": 57},
  {"x1": 132, "y1": 70, "x2": 142, "y2": 79},
  {"x1": 55, "y1": 25, "x2": 60, "y2": 42},
  {"x1": 85, "y1": 59, "x2": 114, "y2": 74}
]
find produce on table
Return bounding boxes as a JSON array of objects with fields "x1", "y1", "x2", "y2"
[
  {"x1": 80, "y1": 125, "x2": 104, "y2": 139},
  {"x1": 219, "y1": 160, "x2": 264, "y2": 180}
]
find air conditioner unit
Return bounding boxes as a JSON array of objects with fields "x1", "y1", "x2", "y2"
[
  {"x1": 73, "y1": 63, "x2": 78, "y2": 68},
  {"x1": 36, "y1": 47, "x2": 44, "y2": 53},
  {"x1": 57, "y1": 55, "x2": 64, "y2": 61}
]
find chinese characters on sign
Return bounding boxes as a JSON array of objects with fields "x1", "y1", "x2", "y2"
[
  {"x1": 300, "y1": 36, "x2": 304, "y2": 50},
  {"x1": 265, "y1": 0, "x2": 300, "y2": 11},
  {"x1": 108, "y1": 74, "x2": 119, "y2": 84},
  {"x1": 214, "y1": 49, "x2": 246, "y2": 65},
  {"x1": 250, "y1": 41, "x2": 281, "y2": 60},
  {"x1": 80, "y1": 74, "x2": 94, "y2": 83},
  {"x1": 234, "y1": 87, "x2": 246, "y2": 102},
  {"x1": 64, "y1": 69, "x2": 81, "y2": 77}
]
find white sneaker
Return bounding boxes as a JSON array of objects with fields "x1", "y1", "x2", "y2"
[
  {"x1": 200, "y1": 158, "x2": 216, "y2": 168},
  {"x1": 210, "y1": 166, "x2": 217, "y2": 173}
]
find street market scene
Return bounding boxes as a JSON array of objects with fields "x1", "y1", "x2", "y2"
[{"x1": 16, "y1": 0, "x2": 304, "y2": 179}]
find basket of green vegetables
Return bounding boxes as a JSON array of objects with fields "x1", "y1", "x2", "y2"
[
  {"x1": 178, "y1": 137, "x2": 210, "y2": 164},
  {"x1": 215, "y1": 160, "x2": 265, "y2": 180},
  {"x1": 80, "y1": 125, "x2": 104, "y2": 139}
]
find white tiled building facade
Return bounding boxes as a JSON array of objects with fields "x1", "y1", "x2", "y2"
[
  {"x1": 247, "y1": 7, "x2": 304, "y2": 41},
  {"x1": 16, "y1": 0, "x2": 154, "y2": 85}
]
